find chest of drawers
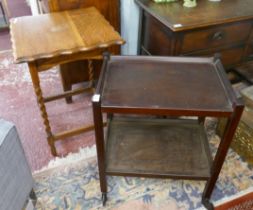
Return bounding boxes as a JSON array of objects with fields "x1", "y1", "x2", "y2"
[{"x1": 135, "y1": 0, "x2": 253, "y2": 69}]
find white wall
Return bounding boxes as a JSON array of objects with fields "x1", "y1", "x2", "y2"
[
  {"x1": 28, "y1": 0, "x2": 40, "y2": 15},
  {"x1": 121, "y1": 0, "x2": 140, "y2": 55}
]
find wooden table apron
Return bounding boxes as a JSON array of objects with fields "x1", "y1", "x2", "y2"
[{"x1": 10, "y1": 7, "x2": 124, "y2": 156}]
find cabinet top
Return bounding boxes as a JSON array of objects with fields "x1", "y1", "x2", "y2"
[{"x1": 135, "y1": 0, "x2": 253, "y2": 31}]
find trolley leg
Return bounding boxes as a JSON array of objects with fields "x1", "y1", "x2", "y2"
[{"x1": 92, "y1": 97, "x2": 107, "y2": 205}]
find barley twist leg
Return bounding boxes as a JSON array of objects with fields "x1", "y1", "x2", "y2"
[
  {"x1": 88, "y1": 59, "x2": 94, "y2": 91},
  {"x1": 28, "y1": 62, "x2": 57, "y2": 156}
]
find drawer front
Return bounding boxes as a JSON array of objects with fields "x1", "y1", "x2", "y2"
[
  {"x1": 182, "y1": 22, "x2": 251, "y2": 53},
  {"x1": 185, "y1": 46, "x2": 245, "y2": 68},
  {"x1": 141, "y1": 12, "x2": 173, "y2": 55}
]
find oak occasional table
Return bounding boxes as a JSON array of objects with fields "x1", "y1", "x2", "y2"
[
  {"x1": 10, "y1": 7, "x2": 124, "y2": 156},
  {"x1": 92, "y1": 55, "x2": 244, "y2": 209}
]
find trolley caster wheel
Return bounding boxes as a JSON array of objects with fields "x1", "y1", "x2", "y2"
[
  {"x1": 102, "y1": 193, "x2": 107, "y2": 206},
  {"x1": 202, "y1": 198, "x2": 214, "y2": 210}
]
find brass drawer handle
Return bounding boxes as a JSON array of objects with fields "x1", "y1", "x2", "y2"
[{"x1": 212, "y1": 31, "x2": 224, "y2": 41}]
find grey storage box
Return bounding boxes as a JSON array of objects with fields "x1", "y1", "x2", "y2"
[{"x1": 0, "y1": 119, "x2": 35, "y2": 210}]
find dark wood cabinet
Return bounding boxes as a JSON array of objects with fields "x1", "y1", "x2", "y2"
[
  {"x1": 136, "y1": 0, "x2": 253, "y2": 69},
  {"x1": 41, "y1": 0, "x2": 120, "y2": 102}
]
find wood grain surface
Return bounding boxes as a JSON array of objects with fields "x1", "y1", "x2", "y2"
[{"x1": 10, "y1": 7, "x2": 124, "y2": 63}]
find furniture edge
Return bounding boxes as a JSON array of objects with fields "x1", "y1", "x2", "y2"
[
  {"x1": 134, "y1": 0, "x2": 253, "y2": 32},
  {"x1": 213, "y1": 57, "x2": 245, "y2": 109}
]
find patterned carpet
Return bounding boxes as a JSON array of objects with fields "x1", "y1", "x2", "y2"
[{"x1": 33, "y1": 122, "x2": 253, "y2": 210}]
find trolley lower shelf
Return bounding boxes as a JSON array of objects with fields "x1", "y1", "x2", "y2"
[{"x1": 105, "y1": 116, "x2": 213, "y2": 180}]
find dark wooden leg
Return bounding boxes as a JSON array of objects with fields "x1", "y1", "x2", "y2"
[
  {"x1": 102, "y1": 193, "x2": 107, "y2": 206},
  {"x1": 202, "y1": 198, "x2": 214, "y2": 210},
  {"x1": 59, "y1": 64, "x2": 73, "y2": 104},
  {"x1": 198, "y1": 117, "x2": 205, "y2": 125},
  {"x1": 28, "y1": 62, "x2": 57, "y2": 156},
  {"x1": 63, "y1": 83, "x2": 73, "y2": 104},
  {"x1": 29, "y1": 189, "x2": 36, "y2": 200},
  {"x1": 29, "y1": 188, "x2": 37, "y2": 205},
  {"x1": 202, "y1": 105, "x2": 244, "y2": 208},
  {"x1": 92, "y1": 96, "x2": 107, "y2": 205}
]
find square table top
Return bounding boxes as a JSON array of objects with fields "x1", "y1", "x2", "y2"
[
  {"x1": 10, "y1": 7, "x2": 124, "y2": 63},
  {"x1": 99, "y1": 56, "x2": 236, "y2": 116}
]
